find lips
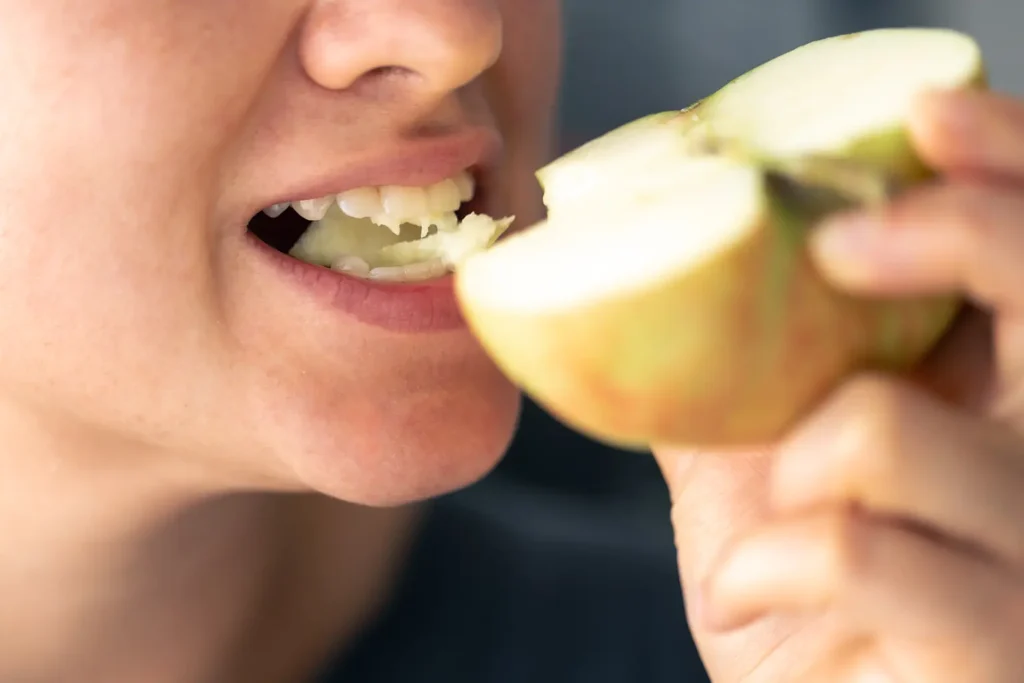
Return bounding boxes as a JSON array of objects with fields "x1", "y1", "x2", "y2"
[{"x1": 242, "y1": 128, "x2": 513, "y2": 333}]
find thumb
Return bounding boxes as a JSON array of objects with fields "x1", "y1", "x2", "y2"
[
  {"x1": 653, "y1": 446, "x2": 793, "y2": 680},
  {"x1": 651, "y1": 446, "x2": 776, "y2": 602}
]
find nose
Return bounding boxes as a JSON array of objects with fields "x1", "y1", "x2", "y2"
[{"x1": 300, "y1": 0, "x2": 503, "y2": 96}]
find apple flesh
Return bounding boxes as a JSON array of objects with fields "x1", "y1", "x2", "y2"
[{"x1": 455, "y1": 28, "x2": 983, "y2": 450}]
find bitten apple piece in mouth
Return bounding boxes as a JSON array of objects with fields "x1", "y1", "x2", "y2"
[
  {"x1": 248, "y1": 170, "x2": 514, "y2": 284},
  {"x1": 454, "y1": 28, "x2": 982, "y2": 450}
]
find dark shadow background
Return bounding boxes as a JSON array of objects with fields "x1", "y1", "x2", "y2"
[{"x1": 442, "y1": 1, "x2": 1019, "y2": 678}]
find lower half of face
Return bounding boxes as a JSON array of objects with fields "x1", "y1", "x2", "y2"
[
  {"x1": 0, "y1": 0, "x2": 561, "y2": 506},
  {"x1": 210, "y1": 229, "x2": 531, "y2": 504},
  {"x1": 245, "y1": 329, "x2": 524, "y2": 505}
]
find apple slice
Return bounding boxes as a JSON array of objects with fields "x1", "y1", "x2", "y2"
[{"x1": 455, "y1": 28, "x2": 983, "y2": 450}]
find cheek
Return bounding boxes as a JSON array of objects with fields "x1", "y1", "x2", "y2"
[
  {"x1": 0, "y1": 26, "x2": 276, "y2": 460},
  {"x1": 485, "y1": 0, "x2": 561, "y2": 148},
  {"x1": 0, "y1": 209, "x2": 236, "y2": 459},
  {"x1": 488, "y1": 0, "x2": 561, "y2": 223},
  {"x1": 0, "y1": 3, "x2": 280, "y2": 445},
  {"x1": 257, "y1": 332, "x2": 522, "y2": 506}
]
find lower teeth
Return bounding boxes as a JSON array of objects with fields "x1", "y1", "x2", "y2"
[
  {"x1": 364, "y1": 260, "x2": 448, "y2": 282},
  {"x1": 331, "y1": 255, "x2": 372, "y2": 277}
]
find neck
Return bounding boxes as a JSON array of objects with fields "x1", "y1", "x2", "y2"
[{"x1": 0, "y1": 402, "x2": 421, "y2": 683}]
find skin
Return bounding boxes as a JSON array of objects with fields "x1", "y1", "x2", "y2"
[
  {"x1": 0, "y1": 1, "x2": 559, "y2": 682},
  {"x1": 3, "y1": 2, "x2": 1023, "y2": 682}
]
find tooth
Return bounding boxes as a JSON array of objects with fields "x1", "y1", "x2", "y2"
[
  {"x1": 426, "y1": 179, "x2": 462, "y2": 214},
  {"x1": 380, "y1": 186, "x2": 428, "y2": 222},
  {"x1": 434, "y1": 211, "x2": 459, "y2": 233},
  {"x1": 263, "y1": 202, "x2": 290, "y2": 218},
  {"x1": 405, "y1": 260, "x2": 448, "y2": 280},
  {"x1": 369, "y1": 260, "x2": 448, "y2": 282},
  {"x1": 337, "y1": 187, "x2": 382, "y2": 219},
  {"x1": 293, "y1": 196, "x2": 333, "y2": 221},
  {"x1": 367, "y1": 266, "x2": 407, "y2": 282},
  {"x1": 331, "y1": 255, "x2": 371, "y2": 277},
  {"x1": 371, "y1": 213, "x2": 404, "y2": 236},
  {"x1": 453, "y1": 171, "x2": 475, "y2": 202}
]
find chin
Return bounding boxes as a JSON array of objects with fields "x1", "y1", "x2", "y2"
[{"x1": 259, "y1": 335, "x2": 522, "y2": 507}]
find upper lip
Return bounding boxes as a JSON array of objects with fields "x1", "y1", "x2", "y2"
[{"x1": 253, "y1": 126, "x2": 503, "y2": 213}]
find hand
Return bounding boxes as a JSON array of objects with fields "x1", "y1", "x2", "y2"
[{"x1": 655, "y1": 88, "x2": 1024, "y2": 682}]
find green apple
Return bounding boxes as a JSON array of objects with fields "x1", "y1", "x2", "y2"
[{"x1": 455, "y1": 28, "x2": 984, "y2": 450}]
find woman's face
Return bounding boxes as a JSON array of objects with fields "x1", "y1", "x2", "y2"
[{"x1": 0, "y1": 0, "x2": 561, "y2": 504}]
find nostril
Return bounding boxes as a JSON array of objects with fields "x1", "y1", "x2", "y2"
[
  {"x1": 365, "y1": 66, "x2": 416, "y2": 81},
  {"x1": 348, "y1": 65, "x2": 423, "y2": 93}
]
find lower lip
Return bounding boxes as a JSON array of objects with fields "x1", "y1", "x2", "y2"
[{"x1": 248, "y1": 235, "x2": 468, "y2": 333}]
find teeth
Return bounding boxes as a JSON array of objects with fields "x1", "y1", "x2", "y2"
[
  {"x1": 453, "y1": 171, "x2": 475, "y2": 202},
  {"x1": 293, "y1": 196, "x2": 333, "y2": 221},
  {"x1": 433, "y1": 212, "x2": 459, "y2": 233},
  {"x1": 337, "y1": 187, "x2": 382, "y2": 219},
  {"x1": 377, "y1": 186, "x2": 429, "y2": 236},
  {"x1": 368, "y1": 260, "x2": 448, "y2": 282},
  {"x1": 265, "y1": 170, "x2": 479, "y2": 254},
  {"x1": 380, "y1": 186, "x2": 429, "y2": 219},
  {"x1": 372, "y1": 214, "x2": 405, "y2": 236},
  {"x1": 427, "y1": 179, "x2": 462, "y2": 214},
  {"x1": 263, "y1": 202, "x2": 290, "y2": 218},
  {"x1": 331, "y1": 255, "x2": 371, "y2": 277},
  {"x1": 290, "y1": 209, "x2": 514, "y2": 282},
  {"x1": 263, "y1": 171, "x2": 475, "y2": 223}
]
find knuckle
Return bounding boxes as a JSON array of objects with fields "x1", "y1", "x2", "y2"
[
  {"x1": 828, "y1": 375, "x2": 912, "y2": 495},
  {"x1": 816, "y1": 510, "x2": 873, "y2": 589}
]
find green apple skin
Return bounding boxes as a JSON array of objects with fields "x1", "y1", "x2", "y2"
[
  {"x1": 691, "y1": 32, "x2": 989, "y2": 190},
  {"x1": 458, "y1": 184, "x2": 960, "y2": 451}
]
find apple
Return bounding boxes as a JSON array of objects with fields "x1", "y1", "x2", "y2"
[{"x1": 455, "y1": 28, "x2": 984, "y2": 450}]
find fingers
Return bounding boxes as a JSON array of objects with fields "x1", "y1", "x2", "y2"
[
  {"x1": 771, "y1": 373, "x2": 1024, "y2": 566},
  {"x1": 653, "y1": 447, "x2": 776, "y2": 585},
  {"x1": 703, "y1": 509, "x2": 1008, "y2": 635},
  {"x1": 652, "y1": 447, "x2": 817, "y2": 683},
  {"x1": 702, "y1": 509, "x2": 1024, "y2": 679},
  {"x1": 810, "y1": 89, "x2": 1024, "y2": 314},
  {"x1": 910, "y1": 89, "x2": 1024, "y2": 183},
  {"x1": 811, "y1": 181, "x2": 1024, "y2": 312}
]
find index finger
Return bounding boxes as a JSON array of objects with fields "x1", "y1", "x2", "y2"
[{"x1": 911, "y1": 89, "x2": 1024, "y2": 183}]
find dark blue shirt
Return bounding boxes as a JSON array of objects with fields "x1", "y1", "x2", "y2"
[{"x1": 315, "y1": 499, "x2": 710, "y2": 682}]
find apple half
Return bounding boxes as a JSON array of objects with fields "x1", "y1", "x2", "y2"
[{"x1": 455, "y1": 28, "x2": 984, "y2": 450}]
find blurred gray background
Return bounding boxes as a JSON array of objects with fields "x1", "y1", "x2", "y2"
[
  {"x1": 446, "y1": 1, "x2": 1023, "y2": 676},
  {"x1": 556, "y1": 0, "x2": 1024, "y2": 152}
]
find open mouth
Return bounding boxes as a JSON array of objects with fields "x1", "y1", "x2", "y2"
[{"x1": 246, "y1": 169, "x2": 514, "y2": 284}]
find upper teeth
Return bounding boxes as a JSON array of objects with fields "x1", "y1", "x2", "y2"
[
  {"x1": 261, "y1": 169, "x2": 512, "y2": 284},
  {"x1": 266, "y1": 170, "x2": 475, "y2": 236}
]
